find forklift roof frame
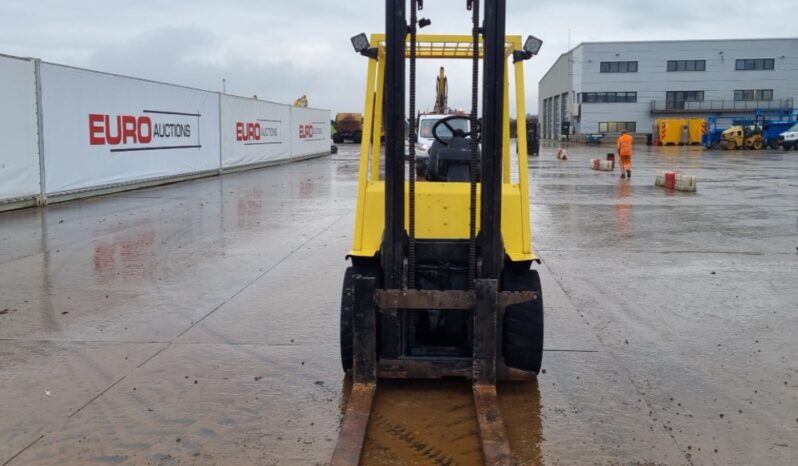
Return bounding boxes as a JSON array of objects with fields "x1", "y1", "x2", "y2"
[{"x1": 350, "y1": 33, "x2": 535, "y2": 262}]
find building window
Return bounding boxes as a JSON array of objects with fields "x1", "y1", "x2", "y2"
[
  {"x1": 735, "y1": 58, "x2": 775, "y2": 71},
  {"x1": 667, "y1": 60, "x2": 706, "y2": 72},
  {"x1": 734, "y1": 89, "x2": 773, "y2": 101},
  {"x1": 665, "y1": 90, "x2": 704, "y2": 109},
  {"x1": 598, "y1": 121, "x2": 637, "y2": 133},
  {"x1": 600, "y1": 61, "x2": 638, "y2": 73},
  {"x1": 580, "y1": 92, "x2": 637, "y2": 103}
]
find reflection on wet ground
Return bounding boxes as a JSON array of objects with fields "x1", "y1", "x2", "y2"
[{"x1": 1, "y1": 143, "x2": 797, "y2": 465}]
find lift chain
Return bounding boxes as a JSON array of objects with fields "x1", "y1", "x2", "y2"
[
  {"x1": 407, "y1": 0, "x2": 419, "y2": 289},
  {"x1": 468, "y1": 0, "x2": 480, "y2": 286}
]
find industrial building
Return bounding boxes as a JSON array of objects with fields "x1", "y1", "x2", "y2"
[{"x1": 538, "y1": 38, "x2": 798, "y2": 139}]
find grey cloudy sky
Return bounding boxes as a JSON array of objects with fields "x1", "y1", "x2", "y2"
[{"x1": 1, "y1": 0, "x2": 794, "y2": 115}]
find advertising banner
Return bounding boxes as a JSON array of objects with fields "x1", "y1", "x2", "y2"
[
  {"x1": 220, "y1": 95, "x2": 292, "y2": 169},
  {"x1": 291, "y1": 107, "x2": 331, "y2": 157},
  {"x1": 0, "y1": 55, "x2": 40, "y2": 203},
  {"x1": 40, "y1": 64, "x2": 220, "y2": 194}
]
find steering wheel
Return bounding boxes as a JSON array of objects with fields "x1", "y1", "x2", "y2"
[{"x1": 432, "y1": 115, "x2": 481, "y2": 146}]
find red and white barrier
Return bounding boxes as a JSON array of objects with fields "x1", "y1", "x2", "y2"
[
  {"x1": 655, "y1": 171, "x2": 697, "y2": 192},
  {"x1": 590, "y1": 159, "x2": 614, "y2": 171}
]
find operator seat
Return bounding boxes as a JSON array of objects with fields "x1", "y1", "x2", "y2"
[{"x1": 425, "y1": 129, "x2": 481, "y2": 182}]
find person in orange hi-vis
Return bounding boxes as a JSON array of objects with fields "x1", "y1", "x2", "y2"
[{"x1": 616, "y1": 129, "x2": 634, "y2": 179}]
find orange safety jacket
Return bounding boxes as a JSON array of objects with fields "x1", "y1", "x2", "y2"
[{"x1": 617, "y1": 133, "x2": 634, "y2": 157}]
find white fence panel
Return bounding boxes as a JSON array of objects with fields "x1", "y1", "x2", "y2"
[
  {"x1": 291, "y1": 107, "x2": 331, "y2": 157},
  {"x1": 40, "y1": 64, "x2": 221, "y2": 195},
  {"x1": 220, "y1": 95, "x2": 292, "y2": 169},
  {"x1": 0, "y1": 55, "x2": 40, "y2": 203}
]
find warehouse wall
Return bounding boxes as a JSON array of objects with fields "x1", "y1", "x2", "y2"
[
  {"x1": 540, "y1": 38, "x2": 798, "y2": 137},
  {"x1": 538, "y1": 52, "x2": 573, "y2": 139},
  {"x1": 0, "y1": 53, "x2": 331, "y2": 211}
]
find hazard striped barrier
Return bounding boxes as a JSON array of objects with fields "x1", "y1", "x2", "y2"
[
  {"x1": 590, "y1": 159, "x2": 614, "y2": 171},
  {"x1": 655, "y1": 170, "x2": 697, "y2": 192}
]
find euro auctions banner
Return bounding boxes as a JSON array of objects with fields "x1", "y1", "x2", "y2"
[
  {"x1": 0, "y1": 55, "x2": 40, "y2": 202},
  {"x1": 40, "y1": 64, "x2": 220, "y2": 194},
  {"x1": 220, "y1": 95, "x2": 291, "y2": 169},
  {"x1": 291, "y1": 107, "x2": 331, "y2": 157}
]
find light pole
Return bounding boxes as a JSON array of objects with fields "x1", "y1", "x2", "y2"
[{"x1": 222, "y1": 78, "x2": 226, "y2": 94}]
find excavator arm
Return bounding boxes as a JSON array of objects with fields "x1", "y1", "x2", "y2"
[{"x1": 433, "y1": 66, "x2": 448, "y2": 114}]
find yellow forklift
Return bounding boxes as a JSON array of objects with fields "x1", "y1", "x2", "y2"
[{"x1": 334, "y1": 1, "x2": 543, "y2": 463}]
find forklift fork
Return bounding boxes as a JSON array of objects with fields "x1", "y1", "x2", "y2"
[
  {"x1": 332, "y1": 280, "x2": 537, "y2": 465},
  {"x1": 331, "y1": 275, "x2": 377, "y2": 465}
]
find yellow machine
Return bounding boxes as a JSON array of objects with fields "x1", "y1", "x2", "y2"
[
  {"x1": 433, "y1": 66, "x2": 448, "y2": 114},
  {"x1": 293, "y1": 95, "x2": 308, "y2": 107},
  {"x1": 657, "y1": 118, "x2": 705, "y2": 145},
  {"x1": 333, "y1": 2, "x2": 545, "y2": 459},
  {"x1": 350, "y1": 34, "x2": 535, "y2": 263},
  {"x1": 720, "y1": 125, "x2": 764, "y2": 150},
  {"x1": 332, "y1": 112, "x2": 364, "y2": 144}
]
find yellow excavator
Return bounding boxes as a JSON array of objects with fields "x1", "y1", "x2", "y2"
[
  {"x1": 433, "y1": 66, "x2": 448, "y2": 114},
  {"x1": 293, "y1": 95, "x2": 308, "y2": 107}
]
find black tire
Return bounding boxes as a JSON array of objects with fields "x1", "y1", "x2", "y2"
[
  {"x1": 710, "y1": 141, "x2": 721, "y2": 150},
  {"x1": 340, "y1": 267, "x2": 355, "y2": 372},
  {"x1": 352, "y1": 132, "x2": 363, "y2": 144},
  {"x1": 502, "y1": 267, "x2": 544, "y2": 373},
  {"x1": 332, "y1": 134, "x2": 343, "y2": 144},
  {"x1": 416, "y1": 156, "x2": 428, "y2": 179},
  {"x1": 768, "y1": 140, "x2": 780, "y2": 150},
  {"x1": 340, "y1": 265, "x2": 378, "y2": 372}
]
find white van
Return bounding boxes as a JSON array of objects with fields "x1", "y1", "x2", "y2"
[
  {"x1": 415, "y1": 114, "x2": 470, "y2": 154},
  {"x1": 778, "y1": 122, "x2": 798, "y2": 150}
]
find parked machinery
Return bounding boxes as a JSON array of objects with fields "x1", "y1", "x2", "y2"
[
  {"x1": 721, "y1": 124, "x2": 764, "y2": 150},
  {"x1": 293, "y1": 95, "x2": 308, "y2": 107},
  {"x1": 332, "y1": 112, "x2": 364, "y2": 144},
  {"x1": 433, "y1": 66, "x2": 448, "y2": 114},
  {"x1": 526, "y1": 116, "x2": 540, "y2": 155}
]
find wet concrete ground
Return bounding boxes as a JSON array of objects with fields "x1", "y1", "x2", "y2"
[{"x1": 1, "y1": 142, "x2": 796, "y2": 465}]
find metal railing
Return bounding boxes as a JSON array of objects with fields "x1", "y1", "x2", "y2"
[{"x1": 650, "y1": 98, "x2": 794, "y2": 114}]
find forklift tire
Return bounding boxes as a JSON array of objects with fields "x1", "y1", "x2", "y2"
[
  {"x1": 339, "y1": 265, "x2": 378, "y2": 372},
  {"x1": 751, "y1": 139, "x2": 764, "y2": 150},
  {"x1": 768, "y1": 140, "x2": 780, "y2": 150},
  {"x1": 340, "y1": 267, "x2": 355, "y2": 372},
  {"x1": 502, "y1": 267, "x2": 544, "y2": 373},
  {"x1": 710, "y1": 141, "x2": 721, "y2": 150}
]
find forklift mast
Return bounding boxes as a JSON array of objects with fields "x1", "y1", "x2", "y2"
[
  {"x1": 382, "y1": 0, "x2": 507, "y2": 289},
  {"x1": 382, "y1": 0, "x2": 406, "y2": 290}
]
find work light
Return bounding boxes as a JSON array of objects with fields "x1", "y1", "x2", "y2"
[
  {"x1": 351, "y1": 33, "x2": 370, "y2": 53},
  {"x1": 513, "y1": 35, "x2": 543, "y2": 63},
  {"x1": 523, "y1": 35, "x2": 543, "y2": 56},
  {"x1": 351, "y1": 33, "x2": 379, "y2": 59}
]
